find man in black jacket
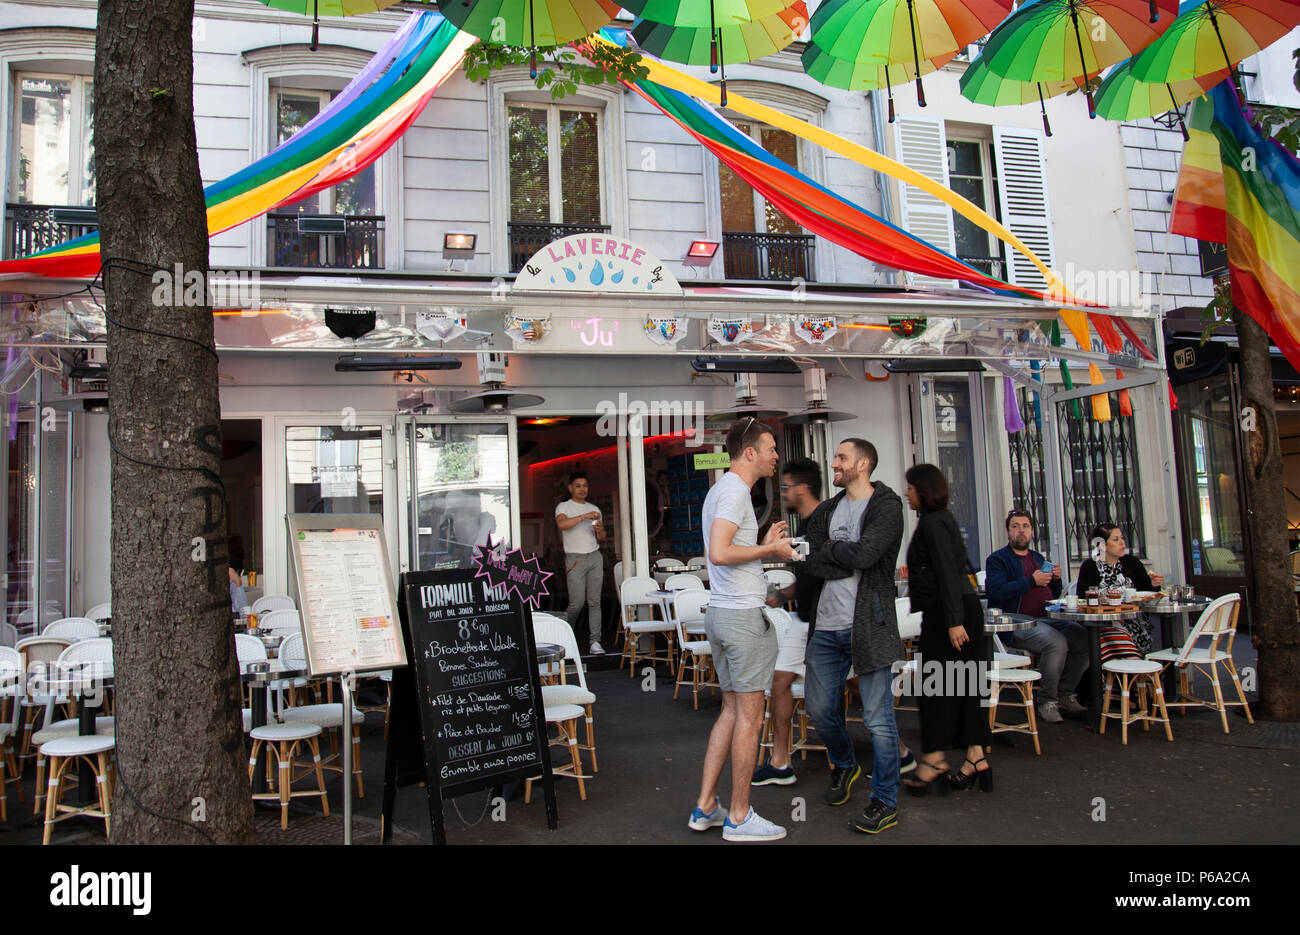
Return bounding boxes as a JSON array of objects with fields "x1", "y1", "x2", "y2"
[{"x1": 802, "y1": 438, "x2": 905, "y2": 834}]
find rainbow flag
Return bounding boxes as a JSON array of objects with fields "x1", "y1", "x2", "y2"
[{"x1": 1172, "y1": 82, "x2": 1300, "y2": 369}]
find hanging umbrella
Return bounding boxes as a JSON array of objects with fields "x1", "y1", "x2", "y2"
[
  {"x1": 439, "y1": 0, "x2": 622, "y2": 76},
  {"x1": 805, "y1": 0, "x2": 1014, "y2": 107},
  {"x1": 1128, "y1": 0, "x2": 1300, "y2": 85},
  {"x1": 973, "y1": 0, "x2": 1180, "y2": 119},
  {"x1": 1095, "y1": 55, "x2": 1229, "y2": 137},
  {"x1": 632, "y1": 2, "x2": 808, "y2": 69},
  {"x1": 258, "y1": 0, "x2": 405, "y2": 51},
  {"x1": 623, "y1": 0, "x2": 796, "y2": 104},
  {"x1": 959, "y1": 52, "x2": 1085, "y2": 135},
  {"x1": 803, "y1": 44, "x2": 959, "y2": 120}
]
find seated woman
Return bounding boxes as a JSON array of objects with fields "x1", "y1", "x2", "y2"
[{"x1": 1075, "y1": 523, "x2": 1165, "y2": 659}]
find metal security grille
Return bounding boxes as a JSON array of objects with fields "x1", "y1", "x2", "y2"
[
  {"x1": 1057, "y1": 396, "x2": 1145, "y2": 562},
  {"x1": 1008, "y1": 386, "x2": 1050, "y2": 549}
]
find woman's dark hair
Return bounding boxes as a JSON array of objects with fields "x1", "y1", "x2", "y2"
[
  {"x1": 904, "y1": 463, "x2": 949, "y2": 511},
  {"x1": 1090, "y1": 522, "x2": 1121, "y2": 546}
]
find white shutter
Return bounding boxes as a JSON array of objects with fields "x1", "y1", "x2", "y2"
[
  {"x1": 993, "y1": 126, "x2": 1056, "y2": 290},
  {"x1": 893, "y1": 115, "x2": 956, "y2": 289}
]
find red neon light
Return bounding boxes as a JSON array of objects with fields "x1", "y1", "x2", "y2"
[{"x1": 527, "y1": 430, "x2": 693, "y2": 472}]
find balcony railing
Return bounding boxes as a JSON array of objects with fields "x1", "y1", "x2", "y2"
[
  {"x1": 4, "y1": 203, "x2": 98, "y2": 260},
  {"x1": 509, "y1": 221, "x2": 611, "y2": 273},
  {"x1": 723, "y1": 231, "x2": 816, "y2": 282},
  {"x1": 268, "y1": 214, "x2": 384, "y2": 269}
]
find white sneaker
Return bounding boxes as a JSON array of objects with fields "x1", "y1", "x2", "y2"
[
  {"x1": 589, "y1": 641, "x2": 605, "y2": 655},
  {"x1": 1038, "y1": 700, "x2": 1064, "y2": 723},
  {"x1": 722, "y1": 807, "x2": 787, "y2": 842},
  {"x1": 688, "y1": 799, "x2": 728, "y2": 831}
]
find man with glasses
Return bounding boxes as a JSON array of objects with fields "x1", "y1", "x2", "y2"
[
  {"x1": 985, "y1": 510, "x2": 1087, "y2": 723},
  {"x1": 689, "y1": 418, "x2": 796, "y2": 842}
]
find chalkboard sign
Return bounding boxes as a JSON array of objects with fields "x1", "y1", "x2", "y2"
[{"x1": 382, "y1": 567, "x2": 556, "y2": 844}]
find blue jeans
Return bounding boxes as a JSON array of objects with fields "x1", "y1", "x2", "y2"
[
  {"x1": 804, "y1": 629, "x2": 900, "y2": 808},
  {"x1": 1002, "y1": 619, "x2": 1089, "y2": 701}
]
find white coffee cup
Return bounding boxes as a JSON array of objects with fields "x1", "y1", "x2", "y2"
[{"x1": 1065, "y1": 595, "x2": 1079, "y2": 611}]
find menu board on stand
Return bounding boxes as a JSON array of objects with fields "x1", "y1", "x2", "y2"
[{"x1": 382, "y1": 566, "x2": 556, "y2": 845}]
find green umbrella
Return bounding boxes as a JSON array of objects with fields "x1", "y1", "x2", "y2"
[
  {"x1": 1095, "y1": 54, "x2": 1229, "y2": 138},
  {"x1": 439, "y1": 0, "x2": 621, "y2": 76},
  {"x1": 972, "y1": 0, "x2": 1180, "y2": 118},
  {"x1": 258, "y1": 0, "x2": 404, "y2": 51},
  {"x1": 805, "y1": 0, "x2": 1014, "y2": 107},
  {"x1": 959, "y1": 51, "x2": 1084, "y2": 135},
  {"x1": 803, "y1": 44, "x2": 957, "y2": 121}
]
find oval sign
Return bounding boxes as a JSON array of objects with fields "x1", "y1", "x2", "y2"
[{"x1": 514, "y1": 234, "x2": 683, "y2": 296}]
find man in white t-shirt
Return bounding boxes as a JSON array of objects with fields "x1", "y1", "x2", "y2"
[
  {"x1": 555, "y1": 471, "x2": 606, "y2": 654},
  {"x1": 688, "y1": 418, "x2": 795, "y2": 843}
]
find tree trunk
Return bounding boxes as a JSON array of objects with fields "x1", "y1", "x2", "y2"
[
  {"x1": 1233, "y1": 308, "x2": 1300, "y2": 721},
  {"x1": 96, "y1": 0, "x2": 256, "y2": 842}
]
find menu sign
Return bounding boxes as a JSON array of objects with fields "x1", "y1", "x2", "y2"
[
  {"x1": 287, "y1": 514, "x2": 406, "y2": 677},
  {"x1": 383, "y1": 567, "x2": 556, "y2": 844}
]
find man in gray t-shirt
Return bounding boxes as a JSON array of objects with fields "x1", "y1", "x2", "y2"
[
  {"x1": 689, "y1": 419, "x2": 795, "y2": 843},
  {"x1": 815, "y1": 495, "x2": 871, "y2": 631}
]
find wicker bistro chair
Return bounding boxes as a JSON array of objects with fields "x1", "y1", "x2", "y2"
[
  {"x1": 673, "y1": 592, "x2": 718, "y2": 709},
  {"x1": 618, "y1": 576, "x2": 676, "y2": 676},
  {"x1": 248, "y1": 723, "x2": 329, "y2": 830},
  {"x1": 40, "y1": 734, "x2": 116, "y2": 844},
  {"x1": 663, "y1": 572, "x2": 706, "y2": 591},
  {"x1": 1099, "y1": 659, "x2": 1173, "y2": 745},
  {"x1": 257, "y1": 609, "x2": 303, "y2": 634},
  {"x1": 251, "y1": 594, "x2": 296, "y2": 615},
  {"x1": 277, "y1": 633, "x2": 365, "y2": 797},
  {"x1": 13, "y1": 636, "x2": 73, "y2": 758},
  {"x1": 84, "y1": 603, "x2": 111, "y2": 622},
  {"x1": 41, "y1": 618, "x2": 100, "y2": 642},
  {"x1": 532, "y1": 613, "x2": 598, "y2": 773},
  {"x1": 987, "y1": 666, "x2": 1044, "y2": 755},
  {"x1": 1145, "y1": 593, "x2": 1251, "y2": 734}
]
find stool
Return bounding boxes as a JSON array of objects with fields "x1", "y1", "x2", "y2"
[
  {"x1": 31, "y1": 717, "x2": 115, "y2": 816},
  {"x1": 988, "y1": 668, "x2": 1042, "y2": 755},
  {"x1": 248, "y1": 723, "x2": 329, "y2": 829},
  {"x1": 1101, "y1": 659, "x2": 1172, "y2": 745},
  {"x1": 526, "y1": 703, "x2": 588, "y2": 803},
  {"x1": 673, "y1": 638, "x2": 717, "y2": 710},
  {"x1": 279, "y1": 704, "x2": 366, "y2": 797},
  {"x1": 789, "y1": 681, "x2": 827, "y2": 761},
  {"x1": 892, "y1": 658, "x2": 919, "y2": 713},
  {"x1": 39, "y1": 735, "x2": 115, "y2": 844}
]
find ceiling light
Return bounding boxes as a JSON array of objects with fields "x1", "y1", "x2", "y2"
[
  {"x1": 334, "y1": 355, "x2": 462, "y2": 372},
  {"x1": 692, "y1": 356, "x2": 800, "y2": 374}
]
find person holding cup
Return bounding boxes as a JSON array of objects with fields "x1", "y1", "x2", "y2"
[
  {"x1": 556, "y1": 471, "x2": 607, "y2": 655},
  {"x1": 1076, "y1": 522, "x2": 1165, "y2": 656}
]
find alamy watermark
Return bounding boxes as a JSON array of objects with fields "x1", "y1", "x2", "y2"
[
  {"x1": 892, "y1": 656, "x2": 994, "y2": 705},
  {"x1": 596, "y1": 393, "x2": 708, "y2": 446},
  {"x1": 150, "y1": 264, "x2": 260, "y2": 309},
  {"x1": 1045, "y1": 262, "x2": 1156, "y2": 311}
]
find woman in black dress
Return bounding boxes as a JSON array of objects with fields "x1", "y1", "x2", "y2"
[
  {"x1": 901, "y1": 464, "x2": 993, "y2": 795},
  {"x1": 1076, "y1": 522, "x2": 1166, "y2": 657}
]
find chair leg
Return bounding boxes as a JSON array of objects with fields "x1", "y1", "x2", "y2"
[
  {"x1": 1224, "y1": 660, "x2": 1254, "y2": 724},
  {"x1": 1119, "y1": 675, "x2": 1131, "y2": 745},
  {"x1": 1099, "y1": 674, "x2": 1113, "y2": 735},
  {"x1": 565, "y1": 722, "x2": 586, "y2": 801},
  {"x1": 276, "y1": 742, "x2": 292, "y2": 830},
  {"x1": 1210, "y1": 672, "x2": 1230, "y2": 734},
  {"x1": 42, "y1": 755, "x2": 68, "y2": 845},
  {"x1": 988, "y1": 681, "x2": 999, "y2": 732},
  {"x1": 96, "y1": 750, "x2": 112, "y2": 839},
  {"x1": 1152, "y1": 676, "x2": 1173, "y2": 742},
  {"x1": 1022, "y1": 683, "x2": 1040, "y2": 756},
  {"x1": 352, "y1": 726, "x2": 365, "y2": 798},
  {"x1": 33, "y1": 752, "x2": 46, "y2": 816},
  {"x1": 583, "y1": 707, "x2": 597, "y2": 773},
  {"x1": 309, "y1": 736, "x2": 330, "y2": 816}
]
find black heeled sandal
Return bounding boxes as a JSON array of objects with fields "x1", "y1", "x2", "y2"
[
  {"x1": 902, "y1": 759, "x2": 951, "y2": 797},
  {"x1": 947, "y1": 757, "x2": 993, "y2": 793}
]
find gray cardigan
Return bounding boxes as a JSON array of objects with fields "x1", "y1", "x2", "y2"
[{"x1": 801, "y1": 482, "x2": 906, "y2": 675}]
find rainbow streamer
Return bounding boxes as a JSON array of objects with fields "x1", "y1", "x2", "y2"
[{"x1": 0, "y1": 13, "x2": 473, "y2": 279}]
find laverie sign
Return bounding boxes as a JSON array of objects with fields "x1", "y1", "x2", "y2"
[{"x1": 514, "y1": 234, "x2": 682, "y2": 296}]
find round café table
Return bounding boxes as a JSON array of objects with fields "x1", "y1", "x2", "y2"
[
  {"x1": 1142, "y1": 597, "x2": 1212, "y2": 697},
  {"x1": 1043, "y1": 605, "x2": 1143, "y2": 731}
]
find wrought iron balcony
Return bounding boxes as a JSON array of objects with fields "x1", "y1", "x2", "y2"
[
  {"x1": 4, "y1": 203, "x2": 98, "y2": 260},
  {"x1": 958, "y1": 254, "x2": 1006, "y2": 281},
  {"x1": 509, "y1": 221, "x2": 611, "y2": 273},
  {"x1": 723, "y1": 231, "x2": 816, "y2": 282},
  {"x1": 267, "y1": 214, "x2": 384, "y2": 269}
]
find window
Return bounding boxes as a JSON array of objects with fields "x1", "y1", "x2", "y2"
[
  {"x1": 945, "y1": 138, "x2": 1003, "y2": 280},
  {"x1": 506, "y1": 102, "x2": 606, "y2": 270},
  {"x1": 13, "y1": 73, "x2": 95, "y2": 206},
  {"x1": 717, "y1": 123, "x2": 814, "y2": 281},
  {"x1": 275, "y1": 88, "x2": 376, "y2": 216}
]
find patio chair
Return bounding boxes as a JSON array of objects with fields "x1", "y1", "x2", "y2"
[
  {"x1": 84, "y1": 603, "x2": 111, "y2": 622},
  {"x1": 988, "y1": 666, "x2": 1044, "y2": 754},
  {"x1": 257, "y1": 609, "x2": 302, "y2": 634},
  {"x1": 618, "y1": 576, "x2": 675, "y2": 676},
  {"x1": 41, "y1": 618, "x2": 100, "y2": 642},
  {"x1": 251, "y1": 594, "x2": 296, "y2": 614},
  {"x1": 532, "y1": 614, "x2": 598, "y2": 772},
  {"x1": 663, "y1": 571, "x2": 705, "y2": 591},
  {"x1": 277, "y1": 632, "x2": 365, "y2": 797},
  {"x1": 1100, "y1": 657, "x2": 1172, "y2": 745},
  {"x1": 1145, "y1": 593, "x2": 1252, "y2": 734},
  {"x1": 673, "y1": 592, "x2": 717, "y2": 710}
]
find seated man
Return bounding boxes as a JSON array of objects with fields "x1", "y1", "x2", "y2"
[{"x1": 985, "y1": 510, "x2": 1088, "y2": 723}]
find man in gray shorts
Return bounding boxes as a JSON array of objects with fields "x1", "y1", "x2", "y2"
[{"x1": 688, "y1": 418, "x2": 795, "y2": 843}]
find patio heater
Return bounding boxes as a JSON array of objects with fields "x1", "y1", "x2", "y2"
[
  {"x1": 447, "y1": 351, "x2": 544, "y2": 413},
  {"x1": 782, "y1": 366, "x2": 854, "y2": 482},
  {"x1": 705, "y1": 372, "x2": 789, "y2": 422}
]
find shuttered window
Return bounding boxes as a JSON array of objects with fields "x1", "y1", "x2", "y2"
[
  {"x1": 893, "y1": 115, "x2": 956, "y2": 288},
  {"x1": 992, "y1": 126, "x2": 1056, "y2": 290}
]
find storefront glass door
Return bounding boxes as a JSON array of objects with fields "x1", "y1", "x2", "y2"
[
  {"x1": 1174, "y1": 375, "x2": 1247, "y2": 580},
  {"x1": 401, "y1": 418, "x2": 519, "y2": 572},
  {"x1": 925, "y1": 375, "x2": 988, "y2": 570}
]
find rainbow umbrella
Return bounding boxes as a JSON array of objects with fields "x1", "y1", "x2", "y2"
[
  {"x1": 623, "y1": 0, "x2": 795, "y2": 103},
  {"x1": 1129, "y1": 0, "x2": 1300, "y2": 85},
  {"x1": 1095, "y1": 54, "x2": 1229, "y2": 137},
  {"x1": 973, "y1": 0, "x2": 1180, "y2": 118},
  {"x1": 440, "y1": 0, "x2": 621, "y2": 75},
  {"x1": 632, "y1": 1, "x2": 808, "y2": 69},
  {"x1": 805, "y1": 0, "x2": 1014, "y2": 106},
  {"x1": 959, "y1": 52, "x2": 1085, "y2": 135},
  {"x1": 803, "y1": 45, "x2": 959, "y2": 121},
  {"x1": 258, "y1": 0, "x2": 404, "y2": 51}
]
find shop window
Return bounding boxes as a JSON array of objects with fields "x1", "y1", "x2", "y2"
[
  {"x1": 717, "y1": 122, "x2": 814, "y2": 281},
  {"x1": 13, "y1": 72, "x2": 95, "y2": 206}
]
